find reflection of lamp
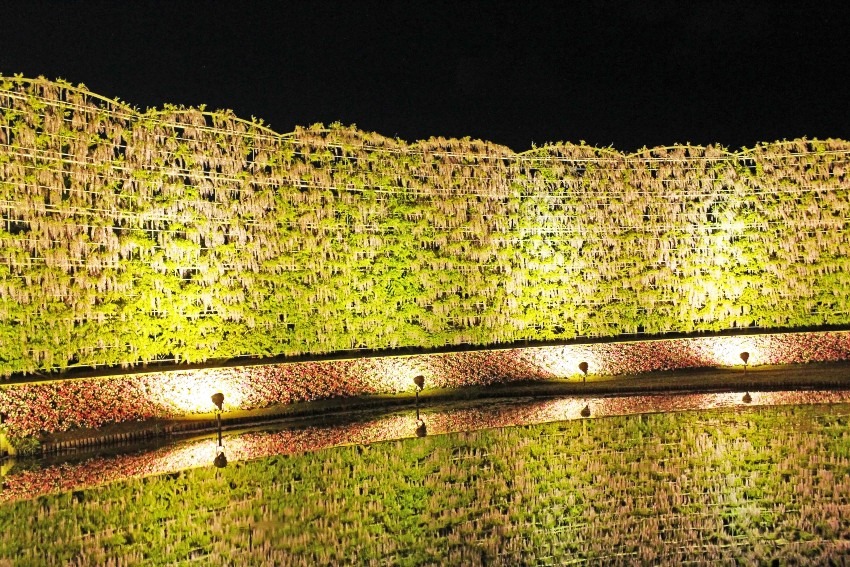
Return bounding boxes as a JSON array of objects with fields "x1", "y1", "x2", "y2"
[
  {"x1": 212, "y1": 392, "x2": 225, "y2": 468},
  {"x1": 579, "y1": 362, "x2": 588, "y2": 383},
  {"x1": 413, "y1": 375, "x2": 425, "y2": 420},
  {"x1": 415, "y1": 418, "x2": 427, "y2": 438},
  {"x1": 580, "y1": 405, "x2": 591, "y2": 418},
  {"x1": 740, "y1": 352, "x2": 749, "y2": 371},
  {"x1": 742, "y1": 392, "x2": 752, "y2": 404}
]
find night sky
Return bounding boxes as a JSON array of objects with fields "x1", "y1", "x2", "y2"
[{"x1": 2, "y1": 1, "x2": 849, "y2": 152}]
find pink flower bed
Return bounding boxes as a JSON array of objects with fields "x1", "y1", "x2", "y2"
[
  {"x1": 1, "y1": 331, "x2": 850, "y2": 439},
  {"x1": 3, "y1": 387, "x2": 850, "y2": 503}
]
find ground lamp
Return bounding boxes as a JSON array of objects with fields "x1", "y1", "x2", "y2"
[
  {"x1": 742, "y1": 392, "x2": 752, "y2": 404},
  {"x1": 581, "y1": 404, "x2": 591, "y2": 418},
  {"x1": 740, "y1": 351, "x2": 750, "y2": 370},
  {"x1": 579, "y1": 361, "x2": 589, "y2": 383},
  {"x1": 212, "y1": 392, "x2": 226, "y2": 468}
]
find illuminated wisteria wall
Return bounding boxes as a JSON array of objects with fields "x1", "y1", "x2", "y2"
[{"x1": 2, "y1": 77, "x2": 850, "y2": 375}]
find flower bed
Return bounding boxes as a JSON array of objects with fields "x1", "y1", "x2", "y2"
[{"x1": 2, "y1": 331, "x2": 850, "y2": 440}]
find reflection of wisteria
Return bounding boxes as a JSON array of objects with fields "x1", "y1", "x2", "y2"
[{"x1": 4, "y1": 389, "x2": 850, "y2": 503}]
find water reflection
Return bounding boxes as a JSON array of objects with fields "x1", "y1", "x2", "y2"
[
  {"x1": 415, "y1": 418, "x2": 427, "y2": 438},
  {"x1": 3, "y1": 388, "x2": 850, "y2": 503}
]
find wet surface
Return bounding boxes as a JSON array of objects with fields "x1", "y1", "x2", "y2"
[{"x1": 4, "y1": 387, "x2": 850, "y2": 503}]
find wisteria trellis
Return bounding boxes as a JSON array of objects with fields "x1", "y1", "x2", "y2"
[{"x1": 2, "y1": 77, "x2": 850, "y2": 376}]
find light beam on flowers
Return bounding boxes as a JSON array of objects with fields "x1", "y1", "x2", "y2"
[
  {"x1": 707, "y1": 336, "x2": 762, "y2": 367},
  {"x1": 529, "y1": 345, "x2": 601, "y2": 379},
  {"x1": 147, "y1": 369, "x2": 250, "y2": 414},
  {"x1": 351, "y1": 356, "x2": 434, "y2": 393}
]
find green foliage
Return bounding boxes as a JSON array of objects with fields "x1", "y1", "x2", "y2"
[
  {"x1": 2, "y1": 77, "x2": 850, "y2": 375},
  {"x1": 7, "y1": 435, "x2": 40, "y2": 456}
]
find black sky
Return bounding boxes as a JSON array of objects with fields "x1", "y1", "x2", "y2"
[{"x1": 1, "y1": 1, "x2": 849, "y2": 152}]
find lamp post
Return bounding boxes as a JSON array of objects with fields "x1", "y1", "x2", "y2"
[
  {"x1": 579, "y1": 361, "x2": 588, "y2": 383},
  {"x1": 740, "y1": 351, "x2": 749, "y2": 371},
  {"x1": 212, "y1": 392, "x2": 226, "y2": 468}
]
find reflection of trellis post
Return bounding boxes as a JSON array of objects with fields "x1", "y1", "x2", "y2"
[{"x1": 0, "y1": 456, "x2": 16, "y2": 477}]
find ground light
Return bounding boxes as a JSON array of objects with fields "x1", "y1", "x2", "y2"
[
  {"x1": 579, "y1": 361, "x2": 589, "y2": 382},
  {"x1": 740, "y1": 351, "x2": 750, "y2": 371},
  {"x1": 212, "y1": 392, "x2": 226, "y2": 468},
  {"x1": 211, "y1": 392, "x2": 224, "y2": 411},
  {"x1": 742, "y1": 392, "x2": 752, "y2": 404}
]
